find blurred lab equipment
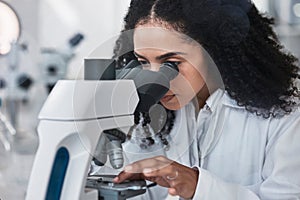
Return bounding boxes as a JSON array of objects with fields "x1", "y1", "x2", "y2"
[
  {"x1": 0, "y1": 43, "x2": 34, "y2": 128},
  {"x1": 0, "y1": 98, "x2": 16, "y2": 170},
  {"x1": 269, "y1": 0, "x2": 300, "y2": 60},
  {"x1": 26, "y1": 58, "x2": 178, "y2": 200},
  {"x1": 40, "y1": 33, "x2": 84, "y2": 93},
  {"x1": 0, "y1": 1, "x2": 34, "y2": 129},
  {"x1": 273, "y1": 0, "x2": 300, "y2": 24},
  {"x1": 0, "y1": 11, "x2": 37, "y2": 200}
]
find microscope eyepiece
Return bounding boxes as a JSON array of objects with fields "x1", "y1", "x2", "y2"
[
  {"x1": 159, "y1": 61, "x2": 179, "y2": 81},
  {"x1": 118, "y1": 60, "x2": 179, "y2": 112}
]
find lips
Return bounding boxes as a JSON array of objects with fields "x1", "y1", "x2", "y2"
[{"x1": 161, "y1": 94, "x2": 175, "y2": 102}]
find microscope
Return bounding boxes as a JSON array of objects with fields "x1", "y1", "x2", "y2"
[{"x1": 26, "y1": 58, "x2": 178, "y2": 200}]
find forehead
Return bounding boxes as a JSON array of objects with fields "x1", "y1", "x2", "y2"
[{"x1": 133, "y1": 25, "x2": 197, "y2": 52}]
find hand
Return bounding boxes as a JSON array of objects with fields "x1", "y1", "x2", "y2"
[{"x1": 113, "y1": 156, "x2": 199, "y2": 199}]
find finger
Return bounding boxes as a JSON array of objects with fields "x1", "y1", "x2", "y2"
[
  {"x1": 114, "y1": 157, "x2": 175, "y2": 183},
  {"x1": 113, "y1": 171, "x2": 128, "y2": 183},
  {"x1": 168, "y1": 188, "x2": 178, "y2": 196},
  {"x1": 126, "y1": 160, "x2": 155, "y2": 174},
  {"x1": 113, "y1": 162, "x2": 154, "y2": 183},
  {"x1": 142, "y1": 162, "x2": 177, "y2": 180},
  {"x1": 113, "y1": 170, "x2": 143, "y2": 183},
  {"x1": 144, "y1": 176, "x2": 157, "y2": 183},
  {"x1": 142, "y1": 175, "x2": 171, "y2": 188},
  {"x1": 127, "y1": 156, "x2": 173, "y2": 174}
]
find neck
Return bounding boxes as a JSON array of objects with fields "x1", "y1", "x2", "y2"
[{"x1": 196, "y1": 84, "x2": 210, "y2": 110}]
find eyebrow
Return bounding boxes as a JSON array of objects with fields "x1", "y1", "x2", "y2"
[{"x1": 134, "y1": 51, "x2": 187, "y2": 61}]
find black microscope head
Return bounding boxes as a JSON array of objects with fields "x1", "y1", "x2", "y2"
[{"x1": 118, "y1": 60, "x2": 179, "y2": 112}]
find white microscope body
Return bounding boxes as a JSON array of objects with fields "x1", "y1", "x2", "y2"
[{"x1": 26, "y1": 79, "x2": 139, "y2": 200}]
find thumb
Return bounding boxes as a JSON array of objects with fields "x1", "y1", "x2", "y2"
[{"x1": 168, "y1": 188, "x2": 178, "y2": 196}]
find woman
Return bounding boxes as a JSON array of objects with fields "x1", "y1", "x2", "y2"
[{"x1": 112, "y1": 0, "x2": 300, "y2": 199}]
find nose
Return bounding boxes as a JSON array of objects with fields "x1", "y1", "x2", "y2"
[{"x1": 145, "y1": 63, "x2": 160, "y2": 72}]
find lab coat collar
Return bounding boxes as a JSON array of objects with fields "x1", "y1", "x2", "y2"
[
  {"x1": 205, "y1": 89, "x2": 225, "y2": 112},
  {"x1": 205, "y1": 89, "x2": 244, "y2": 113}
]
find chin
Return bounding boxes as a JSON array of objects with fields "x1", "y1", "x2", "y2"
[{"x1": 160, "y1": 99, "x2": 184, "y2": 111}]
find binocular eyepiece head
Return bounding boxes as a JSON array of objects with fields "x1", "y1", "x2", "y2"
[{"x1": 119, "y1": 60, "x2": 179, "y2": 112}]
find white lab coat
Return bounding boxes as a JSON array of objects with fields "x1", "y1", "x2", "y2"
[
  {"x1": 193, "y1": 90, "x2": 300, "y2": 200},
  {"x1": 119, "y1": 89, "x2": 300, "y2": 199}
]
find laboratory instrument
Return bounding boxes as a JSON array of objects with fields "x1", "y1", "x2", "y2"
[
  {"x1": 0, "y1": 98, "x2": 16, "y2": 170},
  {"x1": 26, "y1": 58, "x2": 178, "y2": 200}
]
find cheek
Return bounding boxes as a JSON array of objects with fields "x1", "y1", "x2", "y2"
[
  {"x1": 163, "y1": 68, "x2": 205, "y2": 110},
  {"x1": 172, "y1": 66, "x2": 205, "y2": 95},
  {"x1": 188, "y1": 71, "x2": 205, "y2": 93}
]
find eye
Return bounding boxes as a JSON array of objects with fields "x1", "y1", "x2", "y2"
[
  {"x1": 138, "y1": 60, "x2": 151, "y2": 69},
  {"x1": 162, "y1": 61, "x2": 181, "y2": 68},
  {"x1": 138, "y1": 60, "x2": 148, "y2": 64}
]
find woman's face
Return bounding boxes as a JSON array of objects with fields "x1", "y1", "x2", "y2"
[{"x1": 133, "y1": 24, "x2": 207, "y2": 110}]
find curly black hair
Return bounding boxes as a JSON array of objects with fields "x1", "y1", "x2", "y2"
[{"x1": 114, "y1": 0, "x2": 300, "y2": 118}]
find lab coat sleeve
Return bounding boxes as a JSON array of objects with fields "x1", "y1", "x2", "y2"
[
  {"x1": 191, "y1": 167, "x2": 260, "y2": 199},
  {"x1": 191, "y1": 112, "x2": 300, "y2": 200},
  {"x1": 259, "y1": 113, "x2": 300, "y2": 199}
]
